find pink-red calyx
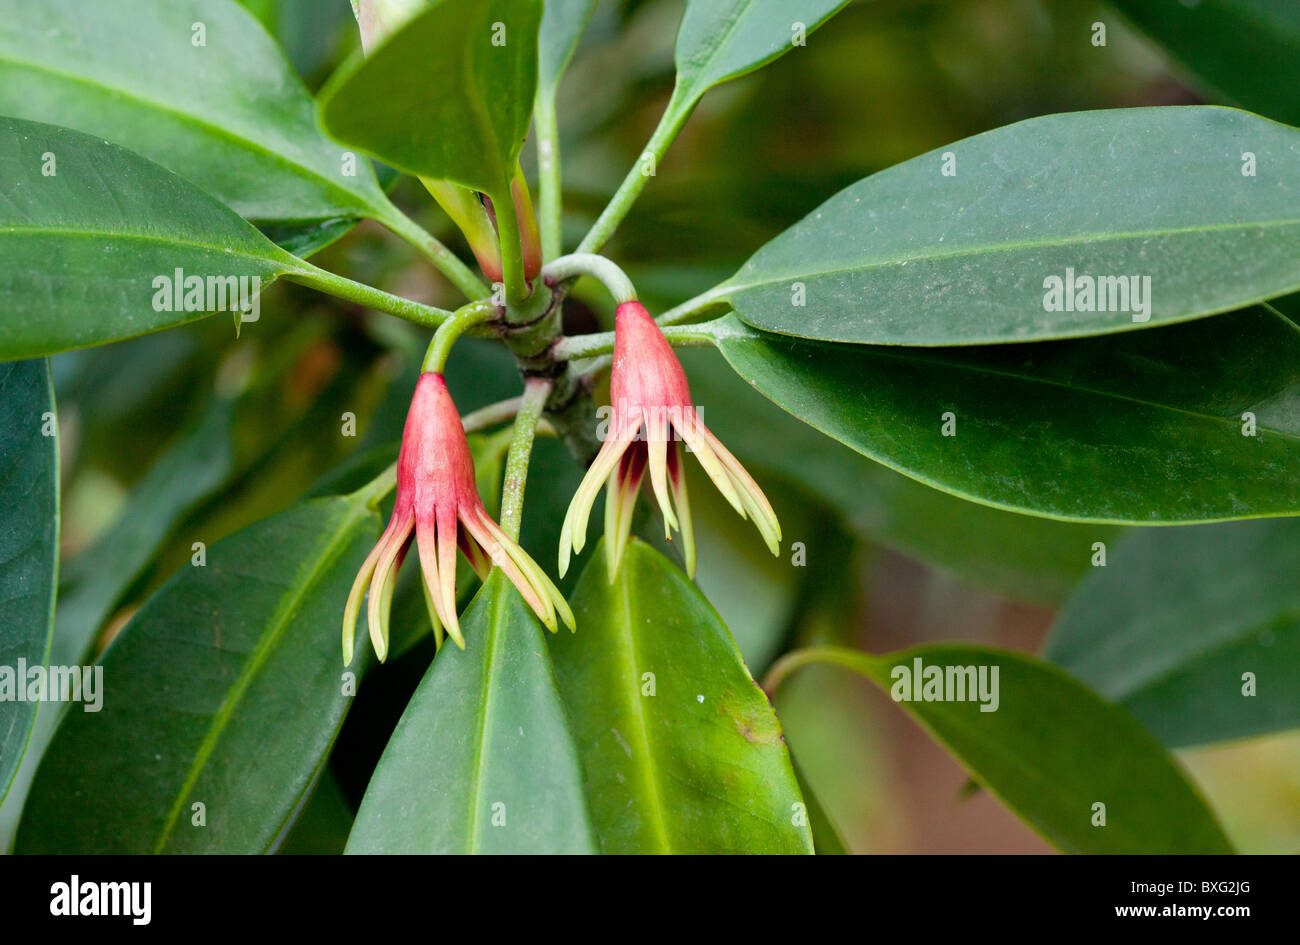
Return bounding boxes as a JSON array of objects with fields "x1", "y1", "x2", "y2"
[
  {"x1": 343, "y1": 372, "x2": 572, "y2": 663},
  {"x1": 559, "y1": 301, "x2": 781, "y2": 580}
]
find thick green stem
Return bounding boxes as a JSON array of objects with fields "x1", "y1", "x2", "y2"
[
  {"x1": 535, "y1": 92, "x2": 564, "y2": 261},
  {"x1": 376, "y1": 202, "x2": 490, "y2": 301},
  {"x1": 423, "y1": 299, "x2": 498, "y2": 373},
  {"x1": 552, "y1": 316, "x2": 726, "y2": 361},
  {"x1": 498, "y1": 378, "x2": 552, "y2": 541},
  {"x1": 542, "y1": 254, "x2": 637, "y2": 304},
  {"x1": 657, "y1": 284, "x2": 732, "y2": 326},
  {"x1": 576, "y1": 84, "x2": 693, "y2": 255},
  {"x1": 286, "y1": 263, "x2": 452, "y2": 328},
  {"x1": 491, "y1": 185, "x2": 530, "y2": 306}
]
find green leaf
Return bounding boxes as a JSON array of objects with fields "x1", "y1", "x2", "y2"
[
  {"x1": 1112, "y1": 1, "x2": 1300, "y2": 127},
  {"x1": 550, "y1": 538, "x2": 812, "y2": 854},
  {"x1": 0, "y1": 117, "x2": 305, "y2": 360},
  {"x1": 0, "y1": 0, "x2": 391, "y2": 223},
  {"x1": 1045, "y1": 518, "x2": 1300, "y2": 748},
  {"x1": 674, "y1": 0, "x2": 849, "y2": 109},
  {"x1": 537, "y1": 0, "x2": 596, "y2": 96},
  {"x1": 346, "y1": 572, "x2": 595, "y2": 854},
  {"x1": 0, "y1": 360, "x2": 58, "y2": 803},
  {"x1": 319, "y1": 0, "x2": 542, "y2": 200},
  {"x1": 53, "y1": 397, "x2": 235, "y2": 668},
  {"x1": 712, "y1": 304, "x2": 1300, "y2": 523},
  {"x1": 780, "y1": 645, "x2": 1233, "y2": 853},
  {"x1": 16, "y1": 496, "x2": 379, "y2": 854},
  {"x1": 718, "y1": 107, "x2": 1300, "y2": 345},
  {"x1": 682, "y1": 348, "x2": 1119, "y2": 604}
]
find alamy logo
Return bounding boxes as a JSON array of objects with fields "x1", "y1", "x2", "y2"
[
  {"x1": 0, "y1": 660, "x2": 102, "y2": 712},
  {"x1": 890, "y1": 657, "x2": 999, "y2": 712},
  {"x1": 1042, "y1": 267, "x2": 1152, "y2": 323},
  {"x1": 50, "y1": 875, "x2": 151, "y2": 925},
  {"x1": 151, "y1": 267, "x2": 261, "y2": 322}
]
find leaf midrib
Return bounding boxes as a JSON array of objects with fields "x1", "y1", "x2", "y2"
[
  {"x1": 613, "y1": 567, "x2": 672, "y2": 853},
  {"x1": 0, "y1": 227, "x2": 298, "y2": 271},
  {"x1": 152, "y1": 500, "x2": 368, "y2": 853},
  {"x1": 466, "y1": 580, "x2": 507, "y2": 854},
  {"x1": 725, "y1": 217, "x2": 1300, "y2": 296},
  {"x1": 0, "y1": 50, "x2": 381, "y2": 218},
  {"x1": 726, "y1": 319, "x2": 1300, "y2": 449}
]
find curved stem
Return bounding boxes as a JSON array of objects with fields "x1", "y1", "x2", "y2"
[
  {"x1": 491, "y1": 185, "x2": 530, "y2": 306},
  {"x1": 657, "y1": 283, "x2": 732, "y2": 326},
  {"x1": 576, "y1": 84, "x2": 693, "y2": 255},
  {"x1": 552, "y1": 317, "x2": 725, "y2": 361},
  {"x1": 423, "y1": 299, "x2": 498, "y2": 373},
  {"x1": 542, "y1": 253, "x2": 638, "y2": 304},
  {"x1": 459, "y1": 395, "x2": 523, "y2": 432},
  {"x1": 286, "y1": 263, "x2": 452, "y2": 328},
  {"x1": 535, "y1": 92, "x2": 563, "y2": 261},
  {"x1": 762, "y1": 646, "x2": 865, "y2": 698},
  {"x1": 498, "y1": 377, "x2": 552, "y2": 541},
  {"x1": 376, "y1": 202, "x2": 491, "y2": 301}
]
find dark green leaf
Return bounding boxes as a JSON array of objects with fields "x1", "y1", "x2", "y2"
[
  {"x1": 720, "y1": 107, "x2": 1300, "y2": 345},
  {"x1": 53, "y1": 397, "x2": 235, "y2": 668},
  {"x1": 682, "y1": 348, "x2": 1119, "y2": 604},
  {"x1": 346, "y1": 572, "x2": 596, "y2": 854},
  {"x1": 785, "y1": 644, "x2": 1233, "y2": 853},
  {"x1": 538, "y1": 0, "x2": 596, "y2": 95},
  {"x1": 0, "y1": 118, "x2": 305, "y2": 360},
  {"x1": 1112, "y1": 0, "x2": 1300, "y2": 127},
  {"x1": 319, "y1": 0, "x2": 542, "y2": 199},
  {"x1": 0, "y1": 360, "x2": 58, "y2": 803},
  {"x1": 550, "y1": 538, "x2": 812, "y2": 853},
  {"x1": 0, "y1": 0, "x2": 391, "y2": 223},
  {"x1": 1045, "y1": 518, "x2": 1300, "y2": 748},
  {"x1": 713, "y1": 305, "x2": 1300, "y2": 522},
  {"x1": 674, "y1": 1, "x2": 848, "y2": 109},
  {"x1": 16, "y1": 497, "x2": 379, "y2": 853}
]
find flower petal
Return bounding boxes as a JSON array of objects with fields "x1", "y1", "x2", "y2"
[
  {"x1": 559, "y1": 422, "x2": 638, "y2": 576},
  {"x1": 667, "y1": 443, "x2": 696, "y2": 578}
]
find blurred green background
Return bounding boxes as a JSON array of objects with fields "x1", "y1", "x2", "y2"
[{"x1": 24, "y1": 0, "x2": 1298, "y2": 854}]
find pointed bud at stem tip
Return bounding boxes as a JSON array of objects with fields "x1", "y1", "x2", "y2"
[
  {"x1": 559, "y1": 301, "x2": 781, "y2": 581},
  {"x1": 343, "y1": 372, "x2": 573, "y2": 664}
]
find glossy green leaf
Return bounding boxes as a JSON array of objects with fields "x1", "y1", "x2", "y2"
[
  {"x1": 0, "y1": 118, "x2": 305, "y2": 360},
  {"x1": 1045, "y1": 518, "x2": 1300, "y2": 748},
  {"x1": 319, "y1": 0, "x2": 542, "y2": 199},
  {"x1": 538, "y1": 0, "x2": 596, "y2": 95},
  {"x1": 674, "y1": 0, "x2": 848, "y2": 108},
  {"x1": 719, "y1": 107, "x2": 1300, "y2": 345},
  {"x1": 0, "y1": 360, "x2": 58, "y2": 803},
  {"x1": 785, "y1": 644, "x2": 1233, "y2": 853},
  {"x1": 16, "y1": 497, "x2": 379, "y2": 854},
  {"x1": 713, "y1": 304, "x2": 1300, "y2": 523},
  {"x1": 0, "y1": 0, "x2": 391, "y2": 223},
  {"x1": 550, "y1": 539, "x2": 812, "y2": 854},
  {"x1": 346, "y1": 572, "x2": 595, "y2": 854},
  {"x1": 682, "y1": 348, "x2": 1119, "y2": 604},
  {"x1": 1112, "y1": 1, "x2": 1300, "y2": 127}
]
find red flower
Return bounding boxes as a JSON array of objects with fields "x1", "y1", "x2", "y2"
[
  {"x1": 559, "y1": 301, "x2": 781, "y2": 579},
  {"x1": 343, "y1": 372, "x2": 572, "y2": 663}
]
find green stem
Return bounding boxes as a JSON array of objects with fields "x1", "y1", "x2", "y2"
[
  {"x1": 762, "y1": 646, "x2": 866, "y2": 698},
  {"x1": 348, "y1": 462, "x2": 398, "y2": 511},
  {"x1": 423, "y1": 299, "x2": 498, "y2": 373},
  {"x1": 376, "y1": 202, "x2": 490, "y2": 301},
  {"x1": 552, "y1": 317, "x2": 725, "y2": 361},
  {"x1": 459, "y1": 396, "x2": 523, "y2": 432},
  {"x1": 498, "y1": 377, "x2": 551, "y2": 541},
  {"x1": 491, "y1": 186, "x2": 530, "y2": 306},
  {"x1": 657, "y1": 283, "x2": 732, "y2": 326},
  {"x1": 535, "y1": 91, "x2": 564, "y2": 262},
  {"x1": 542, "y1": 254, "x2": 637, "y2": 304},
  {"x1": 576, "y1": 84, "x2": 693, "y2": 255},
  {"x1": 287, "y1": 263, "x2": 452, "y2": 328}
]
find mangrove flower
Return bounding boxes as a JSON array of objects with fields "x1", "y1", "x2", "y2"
[
  {"x1": 344, "y1": 372, "x2": 573, "y2": 663},
  {"x1": 559, "y1": 301, "x2": 781, "y2": 580}
]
